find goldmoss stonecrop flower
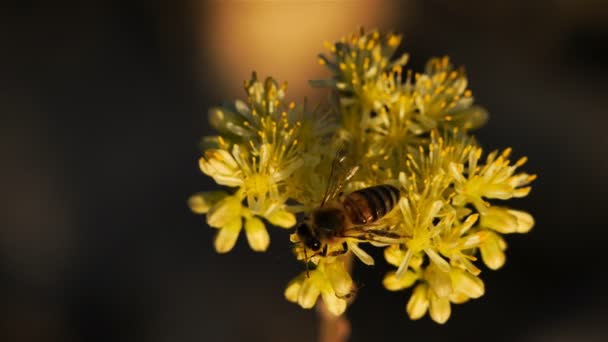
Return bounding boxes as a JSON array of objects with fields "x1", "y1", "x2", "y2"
[
  {"x1": 190, "y1": 75, "x2": 310, "y2": 253},
  {"x1": 191, "y1": 28, "x2": 537, "y2": 323},
  {"x1": 285, "y1": 258, "x2": 354, "y2": 316}
]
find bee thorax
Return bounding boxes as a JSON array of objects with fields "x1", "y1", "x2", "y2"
[{"x1": 313, "y1": 207, "x2": 346, "y2": 233}]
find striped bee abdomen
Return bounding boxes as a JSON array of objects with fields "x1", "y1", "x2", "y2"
[{"x1": 343, "y1": 185, "x2": 400, "y2": 225}]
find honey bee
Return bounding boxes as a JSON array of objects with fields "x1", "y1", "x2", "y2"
[{"x1": 295, "y1": 145, "x2": 405, "y2": 258}]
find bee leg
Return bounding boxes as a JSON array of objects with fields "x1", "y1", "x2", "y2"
[
  {"x1": 327, "y1": 242, "x2": 349, "y2": 257},
  {"x1": 340, "y1": 241, "x2": 348, "y2": 254},
  {"x1": 321, "y1": 244, "x2": 328, "y2": 257}
]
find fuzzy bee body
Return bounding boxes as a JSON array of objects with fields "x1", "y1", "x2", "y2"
[
  {"x1": 297, "y1": 184, "x2": 401, "y2": 253},
  {"x1": 295, "y1": 145, "x2": 404, "y2": 256},
  {"x1": 342, "y1": 185, "x2": 400, "y2": 225}
]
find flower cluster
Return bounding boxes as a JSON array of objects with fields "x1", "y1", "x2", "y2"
[
  {"x1": 190, "y1": 28, "x2": 536, "y2": 323},
  {"x1": 189, "y1": 74, "x2": 330, "y2": 253}
]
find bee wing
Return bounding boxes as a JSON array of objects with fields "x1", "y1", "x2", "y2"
[
  {"x1": 341, "y1": 226, "x2": 408, "y2": 245},
  {"x1": 341, "y1": 215, "x2": 409, "y2": 245},
  {"x1": 321, "y1": 143, "x2": 359, "y2": 206}
]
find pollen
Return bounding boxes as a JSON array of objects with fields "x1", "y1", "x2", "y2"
[{"x1": 218, "y1": 136, "x2": 226, "y2": 147}]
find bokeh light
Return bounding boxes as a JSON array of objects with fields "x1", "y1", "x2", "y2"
[{"x1": 199, "y1": 0, "x2": 411, "y2": 99}]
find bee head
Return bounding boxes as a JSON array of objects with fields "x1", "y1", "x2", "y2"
[{"x1": 296, "y1": 222, "x2": 322, "y2": 251}]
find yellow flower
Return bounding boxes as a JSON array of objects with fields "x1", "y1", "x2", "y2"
[
  {"x1": 193, "y1": 29, "x2": 537, "y2": 323},
  {"x1": 356, "y1": 67, "x2": 419, "y2": 161},
  {"x1": 479, "y1": 230, "x2": 507, "y2": 270},
  {"x1": 316, "y1": 29, "x2": 407, "y2": 102},
  {"x1": 209, "y1": 74, "x2": 334, "y2": 152},
  {"x1": 413, "y1": 56, "x2": 487, "y2": 131},
  {"x1": 450, "y1": 147, "x2": 537, "y2": 214},
  {"x1": 192, "y1": 141, "x2": 299, "y2": 253},
  {"x1": 200, "y1": 144, "x2": 298, "y2": 216},
  {"x1": 480, "y1": 206, "x2": 535, "y2": 234},
  {"x1": 208, "y1": 73, "x2": 287, "y2": 144},
  {"x1": 406, "y1": 129, "x2": 476, "y2": 180},
  {"x1": 383, "y1": 247, "x2": 424, "y2": 291},
  {"x1": 189, "y1": 192, "x2": 272, "y2": 254},
  {"x1": 392, "y1": 180, "x2": 451, "y2": 278},
  {"x1": 435, "y1": 213, "x2": 488, "y2": 275},
  {"x1": 192, "y1": 75, "x2": 323, "y2": 253},
  {"x1": 399, "y1": 264, "x2": 485, "y2": 324},
  {"x1": 384, "y1": 198, "x2": 488, "y2": 322},
  {"x1": 475, "y1": 205, "x2": 533, "y2": 270},
  {"x1": 285, "y1": 259, "x2": 354, "y2": 316},
  {"x1": 477, "y1": 206, "x2": 534, "y2": 269},
  {"x1": 188, "y1": 191, "x2": 228, "y2": 215}
]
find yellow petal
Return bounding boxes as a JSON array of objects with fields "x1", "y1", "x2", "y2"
[
  {"x1": 406, "y1": 284, "x2": 429, "y2": 320},
  {"x1": 274, "y1": 158, "x2": 304, "y2": 182},
  {"x1": 231, "y1": 144, "x2": 251, "y2": 174},
  {"x1": 450, "y1": 269, "x2": 485, "y2": 299},
  {"x1": 207, "y1": 157, "x2": 236, "y2": 177},
  {"x1": 480, "y1": 231, "x2": 507, "y2": 270},
  {"x1": 199, "y1": 150, "x2": 243, "y2": 187},
  {"x1": 244, "y1": 216, "x2": 270, "y2": 252},
  {"x1": 449, "y1": 291, "x2": 470, "y2": 304},
  {"x1": 208, "y1": 107, "x2": 252, "y2": 137},
  {"x1": 265, "y1": 209, "x2": 296, "y2": 228},
  {"x1": 425, "y1": 264, "x2": 453, "y2": 298},
  {"x1": 349, "y1": 242, "x2": 374, "y2": 266},
  {"x1": 384, "y1": 245, "x2": 406, "y2": 267},
  {"x1": 398, "y1": 171, "x2": 409, "y2": 189},
  {"x1": 284, "y1": 276, "x2": 304, "y2": 303},
  {"x1": 452, "y1": 253, "x2": 482, "y2": 276},
  {"x1": 459, "y1": 213, "x2": 479, "y2": 234},
  {"x1": 214, "y1": 218, "x2": 242, "y2": 253},
  {"x1": 451, "y1": 194, "x2": 467, "y2": 207},
  {"x1": 508, "y1": 209, "x2": 534, "y2": 233},
  {"x1": 425, "y1": 248, "x2": 451, "y2": 273},
  {"x1": 324, "y1": 261, "x2": 353, "y2": 298},
  {"x1": 513, "y1": 186, "x2": 531, "y2": 198},
  {"x1": 383, "y1": 271, "x2": 417, "y2": 291},
  {"x1": 449, "y1": 162, "x2": 466, "y2": 183},
  {"x1": 483, "y1": 184, "x2": 513, "y2": 199},
  {"x1": 429, "y1": 291, "x2": 451, "y2": 324},
  {"x1": 454, "y1": 105, "x2": 488, "y2": 130},
  {"x1": 480, "y1": 206, "x2": 518, "y2": 233},
  {"x1": 321, "y1": 290, "x2": 347, "y2": 316},
  {"x1": 421, "y1": 201, "x2": 443, "y2": 228},
  {"x1": 461, "y1": 231, "x2": 486, "y2": 249},
  {"x1": 188, "y1": 191, "x2": 227, "y2": 214},
  {"x1": 207, "y1": 173, "x2": 243, "y2": 187},
  {"x1": 234, "y1": 99, "x2": 250, "y2": 116},
  {"x1": 395, "y1": 249, "x2": 413, "y2": 279},
  {"x1": 209, "y1": 149, "x2": 239, "y2": 171},
  {"x1": 398, "y1": 198, "x2": 414, "y2": 227},
  {"x1": 259, "y1": 144, "x2": 271, "y2": 169},
  {"x1": 207, "y1": 195, "x2": 242, "y2": 228},
  {"x1": 298, "y1": 277, "x2": 321, "y2": 309}
]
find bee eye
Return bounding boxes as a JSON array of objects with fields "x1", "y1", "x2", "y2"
[{"x1": 296, "y1": 223, "x2": 321, "y2": 251}]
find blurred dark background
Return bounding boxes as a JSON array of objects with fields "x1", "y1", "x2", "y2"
[{"x1": 1, "y1": 1, "x2": 607, "y2": 341}]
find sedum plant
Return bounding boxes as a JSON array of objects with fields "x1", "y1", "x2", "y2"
[{"x1": 189, "y1": 29, "x2": 536, "y2": 324}]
